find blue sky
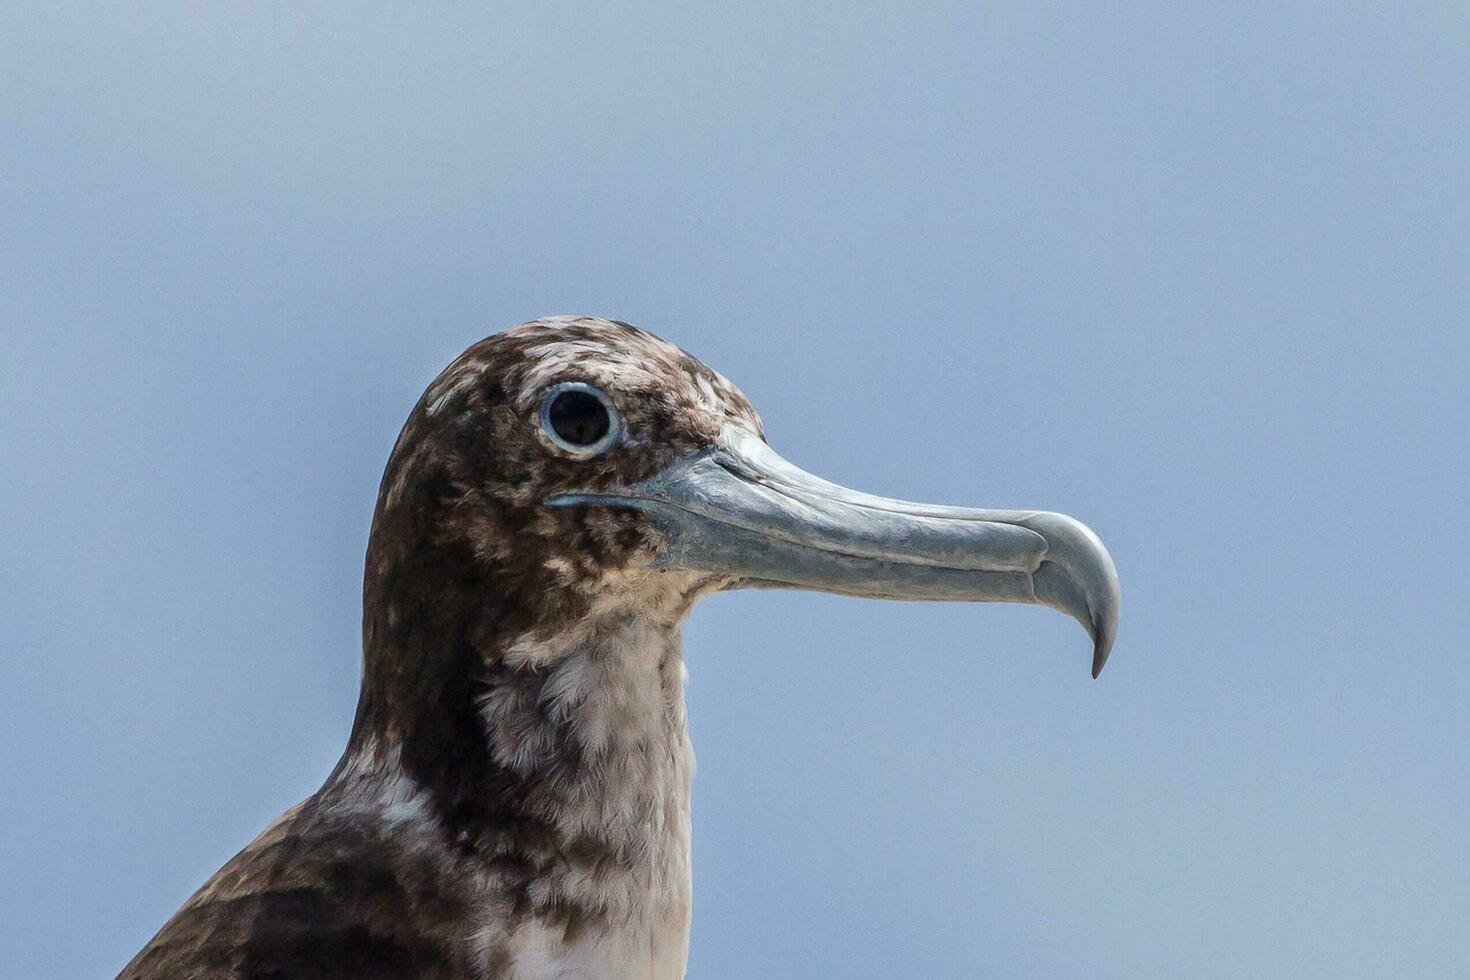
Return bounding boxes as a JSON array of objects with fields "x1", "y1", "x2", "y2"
[{"x1": 2, "y1": 4, "x2": 1467, "y2": 977}]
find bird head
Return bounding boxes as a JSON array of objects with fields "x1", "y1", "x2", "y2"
[{"x1": 364, "y1": 315, "x2": 1117, "y2": 682}]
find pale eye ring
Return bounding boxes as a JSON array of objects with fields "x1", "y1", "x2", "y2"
[{"x1": 538, "y1": 382, "x2": 623, "y2": 456}]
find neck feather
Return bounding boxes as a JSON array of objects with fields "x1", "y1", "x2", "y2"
[{"x1": 341, "y1": 514, "x2": 699, "y2": 935}]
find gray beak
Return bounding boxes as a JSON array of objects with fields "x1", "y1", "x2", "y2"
[{"x1": 552, "y1": 428, "x2": 1120, "y2": 676}]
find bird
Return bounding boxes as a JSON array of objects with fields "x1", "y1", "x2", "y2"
[{"x1": 119, "y1": 316, "x2": 1119, "y2": 980}]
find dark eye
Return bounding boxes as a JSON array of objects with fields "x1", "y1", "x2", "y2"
[{"x1": 539, "y1": 382, "x2": 622, "y2": 456}]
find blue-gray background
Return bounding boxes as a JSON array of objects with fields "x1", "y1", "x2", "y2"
[{"x1": 3, "y1": 4, "x2": 1466, "y2": 977}]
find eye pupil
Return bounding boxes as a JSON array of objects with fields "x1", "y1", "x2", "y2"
[{"x1": 548, "y1": 390, "x2": 611, "y2": 446}]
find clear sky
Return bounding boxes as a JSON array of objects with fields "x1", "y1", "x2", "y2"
[{"x1": 2, "y1": 4, "x2": 1467, "y2": 977}]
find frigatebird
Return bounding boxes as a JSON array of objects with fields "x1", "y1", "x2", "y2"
[{"x1": 121, "y1": 316, "x2": 1119, "y2": 979}]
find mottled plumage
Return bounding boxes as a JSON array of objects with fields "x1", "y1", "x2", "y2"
[{"x1": 121, "y1": 316, "x2": 1119, "y2": 979}]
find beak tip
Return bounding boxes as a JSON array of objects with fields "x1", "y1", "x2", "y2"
[
  {"x1": 1089, "y1": 604, "x2": 1117, "y2": 678},
  {"x1": 1028, "y1": 522, "x2": 1119, "y2": 680}
]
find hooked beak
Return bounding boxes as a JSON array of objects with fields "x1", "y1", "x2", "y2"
[{"x1": 551, "y1": 428, "x2": 1120, "y2": 676}]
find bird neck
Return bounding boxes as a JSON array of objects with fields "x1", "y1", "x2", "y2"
[{"x1": 342, "y1": 516, "x2": 698, "y2": 942}]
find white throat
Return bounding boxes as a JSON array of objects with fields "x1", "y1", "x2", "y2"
[{"x1": 476, "y1": 590, "x2": 698, "y2": 980}]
